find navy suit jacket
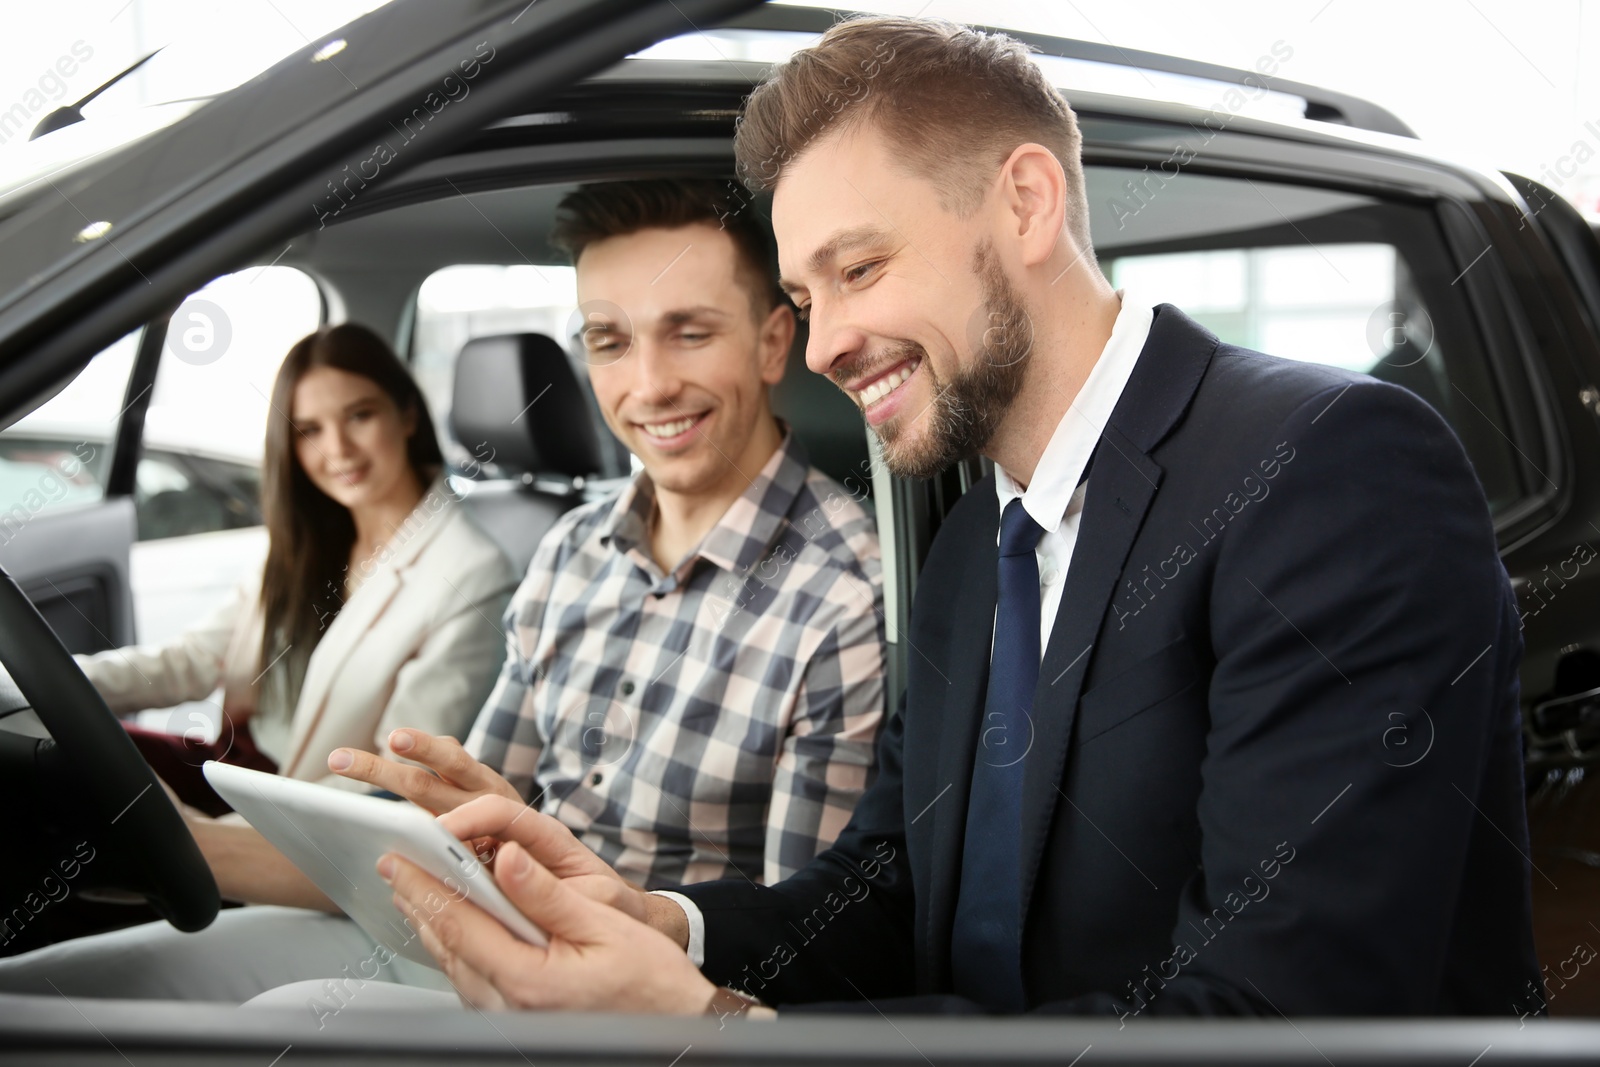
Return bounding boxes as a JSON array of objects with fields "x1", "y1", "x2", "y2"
[{"x1": 678, "y1": 304, "x2": 1541, "y2": 1016}]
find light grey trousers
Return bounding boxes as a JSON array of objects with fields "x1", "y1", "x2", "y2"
[{"x1": 0, "y1": 906, "x2": 457, "y2": 1011}]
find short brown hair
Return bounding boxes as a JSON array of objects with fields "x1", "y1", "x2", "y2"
[
  {"x1": 733, "y1": 16, "x2": 1093, "y2": 254},
  {"x1": 548, "y1": 179, "x2": 781, "y2": 316}
]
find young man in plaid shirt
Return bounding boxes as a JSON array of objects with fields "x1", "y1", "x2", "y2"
[
  {"x1": 450, "y1": 178, "x2": 888, "y2": 888},
  {"x1": 0, "y1": 180, "x2": 885, "y2": 1003}
]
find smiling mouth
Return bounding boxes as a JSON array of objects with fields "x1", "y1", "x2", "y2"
[
  {"x1": 638, "y1": 412, "x2": 707, "y2": 439},
  {"x1": 854, "y1": 358, "x2": 921, "y2": 409}
]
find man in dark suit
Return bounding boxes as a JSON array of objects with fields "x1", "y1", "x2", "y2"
[{"x1": 376, "y1": 14, "x2": 1540, "y2": 1017}]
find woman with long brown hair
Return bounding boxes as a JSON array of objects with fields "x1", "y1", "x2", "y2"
[{"x1": 75, "y1": 323, "x2": 517, "y2": 812}]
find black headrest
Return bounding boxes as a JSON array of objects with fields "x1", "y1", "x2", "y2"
[{"x1": 449, "y1": 333, "x2": 602, "y2": 478}]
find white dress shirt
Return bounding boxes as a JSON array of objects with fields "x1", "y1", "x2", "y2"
[
  {"x1": 995, "y1": 288, "x2": 1153, "y2": 655},
  {"x1": 657, "y1": 289, "x2": 1156, "y2": 973}
]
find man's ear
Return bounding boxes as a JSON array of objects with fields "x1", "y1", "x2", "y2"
[
  {"x1": 997, "y1": 142, "x2": 1070, "y2": 271},
  {"x1": 757, "y1": 301, "x2": 796, "y2": 386}
]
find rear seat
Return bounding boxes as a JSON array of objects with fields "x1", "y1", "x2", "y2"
[{"x1": 448, "y1": 333, "x2": 604, "y2": 576}]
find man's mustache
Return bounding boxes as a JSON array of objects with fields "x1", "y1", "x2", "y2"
[{"x1": 828, "y1": 341, "x2": 926, "y2": 393}]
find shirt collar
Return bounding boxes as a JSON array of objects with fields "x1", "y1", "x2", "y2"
[
  {"x1": 995, "y1": 288, "x2": 1155, "y2": 535},
  {"x1": 601, "y1": 427, "x2": 811, "y2": 587}
]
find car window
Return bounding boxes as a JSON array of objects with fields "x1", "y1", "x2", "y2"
[
  {"x1": 134, "y1": 450, "x2": 262, "y2": 541},
  {"x1": 0, "y1": 266, "x2": 320, "y2": 545},
  {"x1": 1090, "y1": 167, "x2": 1524, "y2": 518},
  {"x1": 138, "y1": 265, "x2": 322, "y2": 539},
  {"x1": 0, "y1": 329, "x2": 137, "y2": 533}
]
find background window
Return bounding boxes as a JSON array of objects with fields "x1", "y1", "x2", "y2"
[
  {"x1": 0, "y1": 267, "x2": 320, "y2": 541},
  {"x1": 146, "y1": 265, "x2": 324, "y2": 478},
  {"x1": 0, "y1": 329, "x2": 137, "y2": 523},
  {"x1": 1111, "y1": 244, "x2": 1398, "y2": 372},
  {"x1": 1089, "y1": 167, "x2": 1523, "y2": 517}
]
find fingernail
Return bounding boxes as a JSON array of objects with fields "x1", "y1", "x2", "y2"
[
  {"x1": 377, "y1": 855, "x2": 396, "y2": 882},
  {"x1": 500, "y1": 844, "x2": 530, "y2": 880},
  {"x1": 390, "y1": 731, "x2": 414, "y2": 753},
  {"x1": 328, "y1": 749, "x2": 352, "y2": 771}
]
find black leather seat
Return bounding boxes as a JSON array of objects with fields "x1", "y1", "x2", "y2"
[{"x1": 448, "y1": 333, "x2": 605, "y2": 576}]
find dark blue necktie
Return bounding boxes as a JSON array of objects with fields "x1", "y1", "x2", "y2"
[{"x1": 951, "y1": 497, "x2": 1045, "y2": 1011}]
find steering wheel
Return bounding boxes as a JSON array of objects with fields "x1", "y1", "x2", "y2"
[{"x1": 0, "y1": 566, "x2": 219, "y2": 932}]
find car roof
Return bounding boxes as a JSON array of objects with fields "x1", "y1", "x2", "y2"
[{"x1": 0, "y1": 4, "x2": 1498, "y2": 222}]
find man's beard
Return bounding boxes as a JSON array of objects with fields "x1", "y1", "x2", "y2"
[{"x1": 865, "y1": 240, "x2": 1032, "y2": 479}]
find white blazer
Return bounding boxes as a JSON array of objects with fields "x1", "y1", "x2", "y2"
[{"x1": 77, "y1": 478, "x2": 518, "y2": 789}]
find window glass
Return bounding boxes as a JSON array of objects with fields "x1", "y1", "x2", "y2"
[
  {"x1": 1112, "y1": 244, "x2": 1397, "y2": 372},
  {"x1": 0, "y1": 266, "x2": 317, "y2": 546},
  {"x1": 147, "y1": 265, "x2": 324, "y2": 479},
  {"x1": 1091, "y1": 167, "x2": 1522, "y2": 516},
  {"x1": 0, "y1": 329, "x2": 138, "y2": 532},
  {"x1": 133, "y1": 451, "x2": 261, "y2": 541}
]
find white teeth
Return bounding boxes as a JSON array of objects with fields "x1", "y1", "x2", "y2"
[
  {"x1": 859, "y1": 361, "x2": 918, "y2": 407},
  {"x1": 641, "y1": 416, "x2": 697, "y2": 438}
]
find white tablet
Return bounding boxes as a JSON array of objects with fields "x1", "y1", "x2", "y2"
[{"x1": 202, "y1": 761, "x2": 548, "y2": 969}]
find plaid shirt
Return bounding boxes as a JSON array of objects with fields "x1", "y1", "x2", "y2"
[{"x1": 466, "y1": 431, "x2": 885, "y2": 888}]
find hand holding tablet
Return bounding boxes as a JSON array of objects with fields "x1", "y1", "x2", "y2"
[{"x1": 202, "y1": 761, "x2": 547, "y2": 969}]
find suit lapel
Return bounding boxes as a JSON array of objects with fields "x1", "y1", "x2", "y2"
[
  {"x1": 280, "y1": 484, "x2": 457, "y2": 777},
  {"x1": 280, "y1": 566, "x2": 402, "y2": 776},
  {"x1": 924, "y1": 497, "x2": 999, "y2": 979},
  {"x1": 1012, "y1": 303, "x2": 1220, "y2": 930},
  {"x1": 1017, "y1": 428, "x2": 1161, "y2": 923}
]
